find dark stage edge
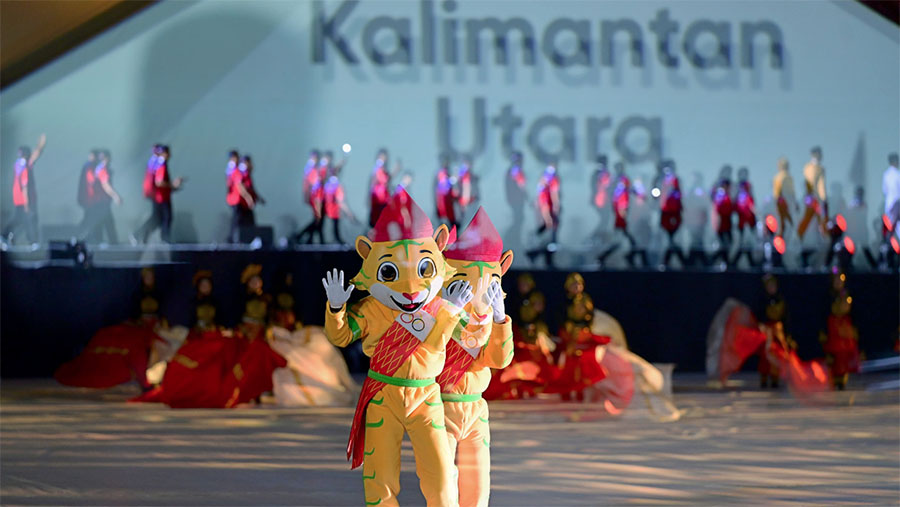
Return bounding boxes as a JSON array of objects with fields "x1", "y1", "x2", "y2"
[{"x1": 1, "y1": 246, "x2": 898, "y2": 378}]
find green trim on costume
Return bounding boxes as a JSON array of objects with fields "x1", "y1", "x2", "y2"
[
  {"x1": 362, "y1": 470, "x2": 376, "y2": 480},
  {"x1": 424, "y1": 400, "x2": 442, "y2": 407},
  {"x1": 482, "y1": 438, "x2": 490, "y2": 448},
  {"x1": 502, "y1": 334, "x2": 513, "y2": 346},
  {"x1": 367, "y1": 370, "x2": 435, "y2": 387},
  {"x1": 440, "y1": 393, "x2": 482, "y2": 402},
  {"x1": 478, "y1": 416, "x2": 489, "y2": 423},
  {"x1": 386, "y1": 239, "x2": 425, "y2": 257},
  {"x1": 358, "y1": 268, "x2": 371, "y2": 280},
  {"x1": 366, "y1": 418, "x2": 384, "y2": 428},
  {"x1": 348, "y1": 316, "x2": 362, "y2": 342},
  {"x1": 460, "y1": 260, "x2": 498, "y2": 278},
  {"x1": 504, "y1": 349, "x2": 514, "y2": 361},
  {"x1": 364, "y1": 448, "x2": 376, "y2": 456},
  {"x1": 365, "y1": 499, "x2": 382, "y2": 506},
  {"x1": 369, "y1": 396, "x2": 384, "y2": 405},
  {"x1": 431, "y1": 420, "x2": 446, "y2": 430}
]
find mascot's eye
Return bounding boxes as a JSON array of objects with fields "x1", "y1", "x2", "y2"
[
  {"x1": 377, "y1": 262, "x2": 399, "y2": 282},
  {"x1": 417, "y1": 258, "x2": 435, "y2": 278},
  {"x1": 447, "y1": 280, "x2": 465, "y2": 294}
]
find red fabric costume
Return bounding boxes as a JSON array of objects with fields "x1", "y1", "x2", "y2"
[
  {"x1": 735, "y1": 180, "x2": 756, "y2": 229},
  {"x1": 613, "y1": 174, "x2": 630, "y2": 230},
  {"x1": 660, "y1": 173, "x2": 683, "y2": 233}
]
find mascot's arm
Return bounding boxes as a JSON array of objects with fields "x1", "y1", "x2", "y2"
[
  {"x1": 325, "y1": 299, "x2": 370, "y2": 348},
  {"x1": 481, "y1": 316, "x2": 514, "y2": 368}
]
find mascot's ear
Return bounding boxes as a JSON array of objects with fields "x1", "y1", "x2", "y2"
[
  {"x1": 356, "y1": 236, "x2": 372, "y2": 260},
  {"x1": 499, "y1": 250, "x2": 514, "y2": 275},
  {"x1": 434, "y1": 224, "x2": 450, "y2": 251}
]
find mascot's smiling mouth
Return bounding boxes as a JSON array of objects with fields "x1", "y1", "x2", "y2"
[{"x1": 390, "y1": 297, "x2": 424, "y2": 313}]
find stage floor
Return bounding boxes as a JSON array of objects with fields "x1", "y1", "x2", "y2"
[{"x1": 1, "y1": 377, "x2": 898, "y2": 506}]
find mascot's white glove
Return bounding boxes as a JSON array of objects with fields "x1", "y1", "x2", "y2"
[
  {"x1": 442, "y1": 280, "x2": 474, "y2": 311},
  {"x1": 486, "y1": 280, "x2": 507, "y2": 323},
  {"x1": 322, "y1": 268, "x2": 354, "y2": 311}
]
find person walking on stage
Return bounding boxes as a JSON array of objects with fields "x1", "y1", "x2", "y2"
[
  {"x1": 368, "y1": 148, "x2": 397, "y2": 227},
  {"x1": 435, "y1": 154, "x2": 458, "y2": 230},
  {"x1": 3, "y1": 134, "x2": 46, "y2": 246},
  {"x1": 134, "y1": 145, "x2": 182, "y2": 244},
  {"x1": 323, "y1": 169, "x2": 357, "y2": 245},
  {"x1": 227, "y1": 155, "x2": 263, "y2": 243},
  {"x1": 80, "y1": 149, "x2": 122, "y2": 243}
]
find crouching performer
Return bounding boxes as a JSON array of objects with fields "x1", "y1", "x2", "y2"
[
  {"x1": 438, "y1": 207, "x2": 514, "y2": 507},
  {"x1": 322, "y1": 188, "x2": 473, "y2": 506}
]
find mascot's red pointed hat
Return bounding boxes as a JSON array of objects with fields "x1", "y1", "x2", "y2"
[
  {"x1": 368, "y1": 187, "x2": 434, "y2": 242},
  {"x1": 445, "y1": 206, "x2": 503, "y2": 262}
]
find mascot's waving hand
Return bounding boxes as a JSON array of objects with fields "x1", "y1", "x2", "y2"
[
  {"x1": 323, "y1": 188, "x2": 472, "y2": 507},
  {"x1": 438, "y1": 207, "x2": 514, "y2": 507}
]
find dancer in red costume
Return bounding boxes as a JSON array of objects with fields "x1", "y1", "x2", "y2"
[
  {"x1": 295, "y1": 149, "x2": 325, "y2": 244},
  {"x1": 435, "y1": 154, "x2": 459, "y2": 230},
  {"x1": 710, "y1": 165, "x2": 734, "y2": 267},
  {"x1": 136, "y1": 269, "x2": 287, "y2": 408},
  {"x1": 134, "y1": 145, "x2": 182, "y2": 244},
  {"x1": 455, "y1": 155, "x2": 478, "y2": 222},
  {"x1": 483, "y1": 275, "x2": 557, "y2": 401},
  {"x1": 56, "y1": 267, "x2": 164, "y2": 389},
  {"x1": 235, "y1": 264, "x2": 271, "y2": 341},
  {"x1": 707, "y1": 274, "x2": 830, "y2": 395},
  {"x1": 227, "y1": 155, "x2": 263, "y2": 243},
  {"x1": 659, "y1": 161, "x2": 684, "y2": 268},
  {"x1": 820, "y1": 273, "x2": 859, "y2": 390},
  {"x1": 3, "y1": 134, "x2": 46, "y2": 245},
  {"x1": 368, "y1": 148, "x2": 399, "y2": 228},
  {"x1": 550, "y1": 273, "x2": 610, "y2": 401},
  {"x1": 732, "y1": 167, "x2": 758, "y2": 267}
]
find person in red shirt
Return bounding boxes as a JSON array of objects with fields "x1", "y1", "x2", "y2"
[
  {"x1": 3, "y1": 134, "x2": 46, "y2": 245},
  {"x1": 79, "y1": 149, "x2": 123, "y2": 243},
  {"x1": 368, "y1": 148, "x2": 397, "y2": 227},
  {"x1": 134, "y1": 145, "x2": 182, "y2": 244},
  {"x1": 434, "y1": 154, "x2": 458, "y2": 230},
  {"x1": 323, "y1": 170, "x2": 357, "y2": 245},
  {"x1": 227, "y1": 155, "x2": 264, "y2": 243},
  {"x1": 526, "y1": 161, "x2": 561, "y2": 267},
  {"x1": 710, "y1": 165, "x2": 734, "y2": 267},
  {"x1": 659, "y1": 161, "x2": 685, "y2": 268},
  {"x1": 455, "y1": 155, "x2": 478, "y2": 221},
  {"x1": 732, "y1": 166, "x2": 758, "y2": 267}
]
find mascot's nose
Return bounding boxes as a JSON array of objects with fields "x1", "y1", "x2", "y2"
[{"x1": 402, "y1": 291, "x2": 422, "y2": 302}]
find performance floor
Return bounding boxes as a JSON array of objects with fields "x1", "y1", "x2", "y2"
[{"x1": 1, "y1": 376, "x2": 898, "y2": 506}]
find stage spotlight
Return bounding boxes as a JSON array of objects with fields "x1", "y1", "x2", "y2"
[
  {"x1": 837, "y1": 236, "x2": 855, "y2": 271},
  {"x1": 835, "y1": 214, "x2": 847, "y2": 233},
  {"x1": 342, "y1": 143, "x2": 352, "y2": 154},
  {"x1": 765, "y1": 214, "x2": 778, "y2": 235},
  {"x1": 763, "y1": 235, "x2": 785, "y2": 269},
  {"x1": 774, "y1": 236, "x2": 786, "y2": 255},
  {"x1": 650, "y1": 187, "x2": 661, "y2": 198}
]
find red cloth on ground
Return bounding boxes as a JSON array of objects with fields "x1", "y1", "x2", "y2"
[{"x1": 55, "y1": 323, "x2": 159, "y2": 389}]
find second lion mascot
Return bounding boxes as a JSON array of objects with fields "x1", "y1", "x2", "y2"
[
  {"x1": 438, "y1": 207, "x2": 514, "y2": 507},
  {"x1": 322, "y1": 188, "x2": 473, "y2": 506}
]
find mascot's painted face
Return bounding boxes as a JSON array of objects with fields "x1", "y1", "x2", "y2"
[
  {"x1": 352, "y1": 225, "x2": 454, "y2": 313},
  {"x1": 444, "y1": 251, "x2": 513, "y2": 322}
]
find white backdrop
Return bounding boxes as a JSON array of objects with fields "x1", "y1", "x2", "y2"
[{"x1": 2, "y1": 0, "x2": 897, "y2": 254}]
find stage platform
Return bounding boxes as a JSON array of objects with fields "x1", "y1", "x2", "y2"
[
  {"x1": 1, "y1": 375, "x2": 897, "y2": 506},
  {"x1": 1, "y1": 245, "x2": 898, "y2": 378}
]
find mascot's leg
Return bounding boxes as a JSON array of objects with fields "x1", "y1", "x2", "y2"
[
  {"x1": 363, "y1": 388, "x2": 403, "y2": 507},
  {"x1": 454, "y1": 400, "x2": 491, "y2": 507},
  {"x1": 405, "y1": 384, "x2": 458, "y2": 507}
]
